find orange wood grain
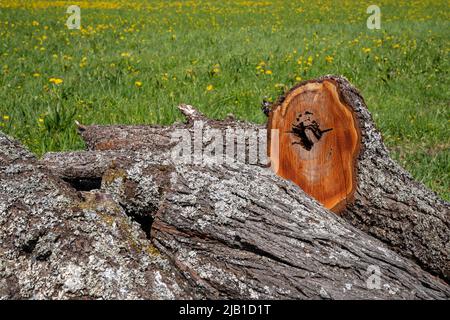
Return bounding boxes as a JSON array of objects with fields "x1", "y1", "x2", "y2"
[{"x1": 268, "y1": 80, "x2": 361, "y2": 213}]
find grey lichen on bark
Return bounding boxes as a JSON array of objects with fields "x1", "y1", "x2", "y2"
[{"x1": 0, "y1": 132, "x2": 197, "y2": 299}]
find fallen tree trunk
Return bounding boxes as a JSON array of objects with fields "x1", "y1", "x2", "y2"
[
  {"x1": 3, "y1": 76, "x2": 446, "y2": 299},
  {"x1": 49, "y1": 76, "x2": 449, "y2": 283},
  {"x1": 75, "y1": 104, "x2": 261, "y2": 155},
  {"x1": 3, "y1": 130, "x2": 448, "y2": 299}
]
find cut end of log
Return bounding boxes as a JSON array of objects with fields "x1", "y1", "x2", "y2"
[{"x1": 268, "y1": 78, "x2": 361, "y2": 213}]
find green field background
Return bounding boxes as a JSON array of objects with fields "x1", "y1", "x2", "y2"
[{"x1": 0, "y1": 0, "x2": 448, "y2": 199}]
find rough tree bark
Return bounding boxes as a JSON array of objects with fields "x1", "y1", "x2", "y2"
[
  {"x1": 0, "y1": 133, "x2": 196, "y2": 299},
  {"x1": 1, "y1": 76, "x2": 448, "y2": 299}
]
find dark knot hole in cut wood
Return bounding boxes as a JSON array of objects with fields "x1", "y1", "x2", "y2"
[{"x1": 289, "y1": 111, "x2": 333, "y2": 151}]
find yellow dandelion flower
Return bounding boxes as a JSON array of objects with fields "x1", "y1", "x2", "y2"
[
  {"x1": 121, "y1": 52, "x2": 131, "y2": 58},
  {"x1": 2, "y1": 115, "x2": 10, "y2": 121},
  {"x1": 79, "y1": 56, "x2": 88, "y2": 68},
  {"x1": 32, "y1": 21, "x2": 39, "y2": 27},
  {"x1": 38, "y1": 118, "x2": 44, "y2": 124},
  {"x1": 206, "y1": 84, "x2": 214, "y2": 91},
  {"x1": 392, "y1": 44, "x2": 400, "y2": 49},
  {"x1": 33, "y1": 73, "x2": 41, "y2": 77},
  {"x1": 49, "y1": 78, "x2": 63, "y2": 85},
  {"x1": 135, "y1": 81, "x2": 143, "y2": 88},
  {"x1": 295, "y1": 76, "x2": 302, "y2": 81},
  {"x1": 265, "y1": 70, "x2": 273, "y2": 75},
  {"x1": 325, "y1": 55, "x2": 334, "y2": 63},
  {"x1": 362, "y1": 47, "x2": 371, "y2": 53}
]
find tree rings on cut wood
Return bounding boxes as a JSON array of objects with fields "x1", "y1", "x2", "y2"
[{"x1": 268, "y1": 79, "x2": 361, "y2": 213}]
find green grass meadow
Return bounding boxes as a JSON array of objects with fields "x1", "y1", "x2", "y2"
[{"x1": 0, "y1": 0, "x2": 448, "y2": 199}]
